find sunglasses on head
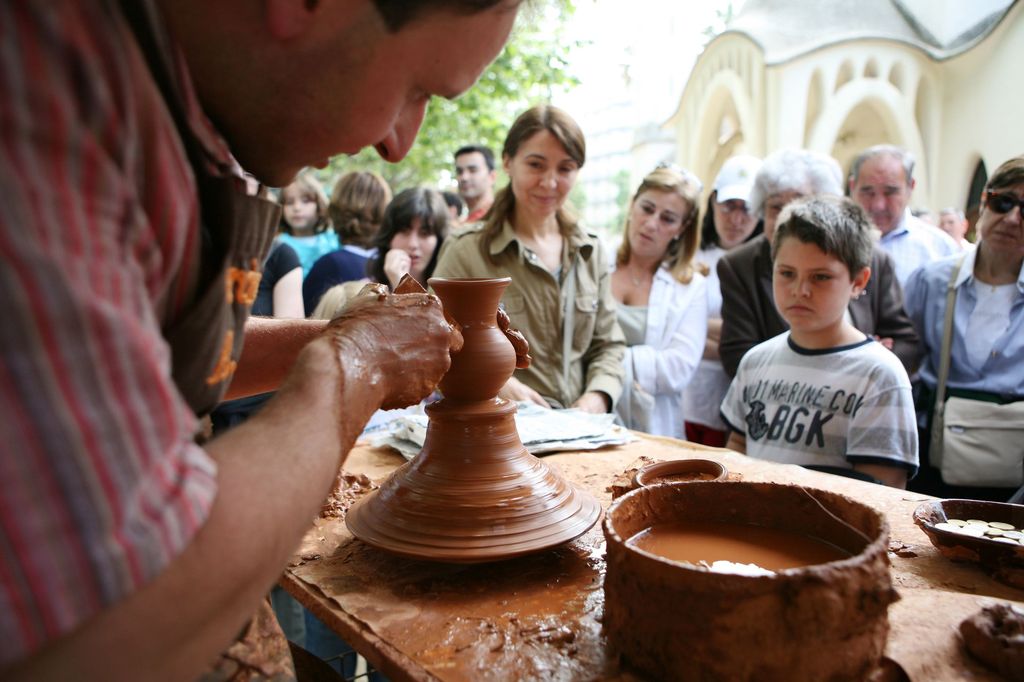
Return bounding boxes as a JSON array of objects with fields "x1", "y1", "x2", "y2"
[
  {"x1": 654, "y1": 161, "x2": 705, "y2": 194},
  {"x1": 986, "y1": 191, "x2": 1024, "y2": 215}
]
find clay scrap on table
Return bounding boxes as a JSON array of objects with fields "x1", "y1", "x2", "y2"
[
  {"x1": 960, "y1": 602, "x2": 1024, "y2": 681},
  {"x1": 607, "y1": 456, "x2": 656, "y2": 500},
  {"x1": 320, "y1": 471, "x2": 376, "y2": 518}
]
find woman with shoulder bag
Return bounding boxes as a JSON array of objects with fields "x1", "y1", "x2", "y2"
[{"x1": 904, "y1": 155, "x2": 1024, "y2": 501}]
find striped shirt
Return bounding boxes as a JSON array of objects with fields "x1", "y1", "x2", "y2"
[
  {"x1": 0, "y1": 0, "x2": 238, "y2": 664},
  {"x1": 721, "y1": 334, "x2": 919, "y2": 474}
]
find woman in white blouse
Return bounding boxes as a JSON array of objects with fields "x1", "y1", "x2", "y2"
[{"x1": 610, "y1": 165, "x2": 707, "y2": 437}]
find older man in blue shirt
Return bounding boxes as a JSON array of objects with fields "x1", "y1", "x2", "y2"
[{"x1": 850, "y1": 145, "x2": 959, "y2": 285}]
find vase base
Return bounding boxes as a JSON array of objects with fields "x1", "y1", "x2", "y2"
[{"x1": 346, "y1": 485, "x2": 601, "y2": 563}]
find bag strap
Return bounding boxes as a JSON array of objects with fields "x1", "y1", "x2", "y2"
[
  {"x1": 930, "y1": 254, "x2": 967, "y2": 465},
  {"x1": 562, "y1": 256, "x2": 577, "y2": 393}
]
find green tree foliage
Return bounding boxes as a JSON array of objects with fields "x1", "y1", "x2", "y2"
[
  {"x1": 321, "y1": 3, "x2": 580, "y2": 193},
  {"x1": 702, "y1": 1, "x2": 740, "y2": 45},
  {"x1": 609, "y1": 168, "x2": 632, "y2": 237}
]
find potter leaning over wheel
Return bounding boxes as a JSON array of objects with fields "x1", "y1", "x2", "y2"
[{"x1": 0, "y1": 1, "x2": 523, "y2": 678}]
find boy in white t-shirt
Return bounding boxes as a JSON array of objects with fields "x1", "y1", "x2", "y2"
[{"x1": 721, "y1": 196, "x2": 918, "y2": 488}]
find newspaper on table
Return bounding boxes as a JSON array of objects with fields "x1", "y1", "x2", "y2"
[{"x1": 370, "y1": 401, "x2": 635, "y2": 460}]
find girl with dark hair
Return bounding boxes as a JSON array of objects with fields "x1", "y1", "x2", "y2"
[{"x1": 370, "y1": 187, "x2": 449, "y2": 289}]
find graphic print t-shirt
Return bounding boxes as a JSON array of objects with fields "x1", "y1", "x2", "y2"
[{"x1": 721, "y1": 334, "x2": 918, "y2": 472}]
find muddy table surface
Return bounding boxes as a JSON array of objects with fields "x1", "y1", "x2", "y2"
[{"x1": 281, "y1": 434, "x2": 1022, "y2": 681}]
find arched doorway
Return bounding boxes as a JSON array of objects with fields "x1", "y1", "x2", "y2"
[
  {"x1": 808, "y1": 78, "x2": 922, "y2": 195},
  {"x1": 692, "y1": 79, "x2": 750, "y2": 201},
  {"x1": 830, "y1": 100, "x2": 898, "y2": 184}
]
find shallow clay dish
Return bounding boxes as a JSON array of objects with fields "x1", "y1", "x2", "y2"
[
  {"x1": 913, "y1": 498, "x2": 1024, "y2": 588},
  {"x1": 632, "y1": 458, "x2": 727, "y2": 487}
]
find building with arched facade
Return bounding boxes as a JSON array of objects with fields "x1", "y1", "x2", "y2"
[{"x1": 663, "y1": 0, "x2": 1023, "y2": 220}]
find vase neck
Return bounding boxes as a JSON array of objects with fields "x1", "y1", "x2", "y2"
[{"x1": 430, "y1": 278, "x2": 510, "y2": 326}]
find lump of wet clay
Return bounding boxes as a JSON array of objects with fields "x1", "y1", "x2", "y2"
[
  {"x1": 320, "y1": 471, "x2": 376, "y2": 518},
  {"x1": 607, "y1": 456, "x2": 656, "y2": 500},
  {"x1": 959, "y1": 602, "x2": 1024, "y2": 681}
]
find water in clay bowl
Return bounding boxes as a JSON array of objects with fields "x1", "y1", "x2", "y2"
[
  {"x1": 603, "y1": 481, "x2": 897, "y2": 681},
  {"x1": 345, "y1": 277, "x2": 601, "y2": 563}
]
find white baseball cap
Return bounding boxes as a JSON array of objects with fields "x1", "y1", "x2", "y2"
[{"x1": 713, "y1": 155, "x2": 762, "y2": 203}]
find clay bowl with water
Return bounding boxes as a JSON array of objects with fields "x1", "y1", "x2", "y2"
[
  {"x1": 603, "y1": 481, "x2": 897, "y2": 681},
  {"x1": 632, "y1": 458, "x2": 727, "y2": 488},
  {"x1": 914, "y1": 498, "x2": 1024, "y2": 588}
]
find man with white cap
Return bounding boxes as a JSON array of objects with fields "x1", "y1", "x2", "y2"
[
  {"x1": 708, "y1": 155, "x2": 763, "y2": 249},
  {"x1": 684, "y1": 155, "x2": 763, "y2": 447}
]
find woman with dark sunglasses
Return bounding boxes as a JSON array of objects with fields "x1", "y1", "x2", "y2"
[{"x1": 904, "y1": 155, "x2": 1024, "y2": 501}]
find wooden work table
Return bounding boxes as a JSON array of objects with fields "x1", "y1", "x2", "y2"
[{"x1": 281, "y1": 435, "x2": 1022, "y2": 681}]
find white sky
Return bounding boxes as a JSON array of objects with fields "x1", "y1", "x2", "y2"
[
  {"x1": 557, "y1": 1, "x2": 745, "y2": 127},
  {"x1": 547, "y1": 1, "x2": 746, "y2": 231}
]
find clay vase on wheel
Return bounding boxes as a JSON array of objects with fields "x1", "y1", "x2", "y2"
[{"x1": 345, "y1": 277, "x2": 601, "y2": 562}]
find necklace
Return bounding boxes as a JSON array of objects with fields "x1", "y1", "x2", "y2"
[{"x1": 628, "y1": 267, "x2": 651, "y2": 287}]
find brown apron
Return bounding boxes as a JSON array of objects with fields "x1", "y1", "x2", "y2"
[
  {"x1": 120, "y1": 3, "x2": 294, "y2": 680},
  {"x1": 162, "y1": 171, "x2": 279, "y2": 416}
]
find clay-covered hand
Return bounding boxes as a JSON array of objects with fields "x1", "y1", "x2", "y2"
[
  {"x1": 498, "y1": 377, "x2": 550, "y2": 408},
  {"x1": 496, "y1": 308, "x2": 531, "y2": 369},
  {"x1": 325, "y1": 286, "x2": 463, "y2": 410},
  {"x1": 354, "y1": 281, "x2": 390, "y2": 299},
  {"x1": 572, "y1": 391, "x2": 610, "y2": 414},
  {"x1": 383, "y1": 248, "x2": 412, "y2": 290}
]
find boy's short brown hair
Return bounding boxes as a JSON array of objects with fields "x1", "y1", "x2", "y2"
[{"x1": 771, "y1": 195, "x2": 873, "y2": 277}]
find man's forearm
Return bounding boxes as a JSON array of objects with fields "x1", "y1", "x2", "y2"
[
  {"x1": 226, "y1": 317, "x2": 328, "y2": 399},
  {"x1": 6, "y1": 337, "x2": 378, "y2": 681},
  {"x1": 5, "y1": 289, "x2": 458, "y2": 681}
]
